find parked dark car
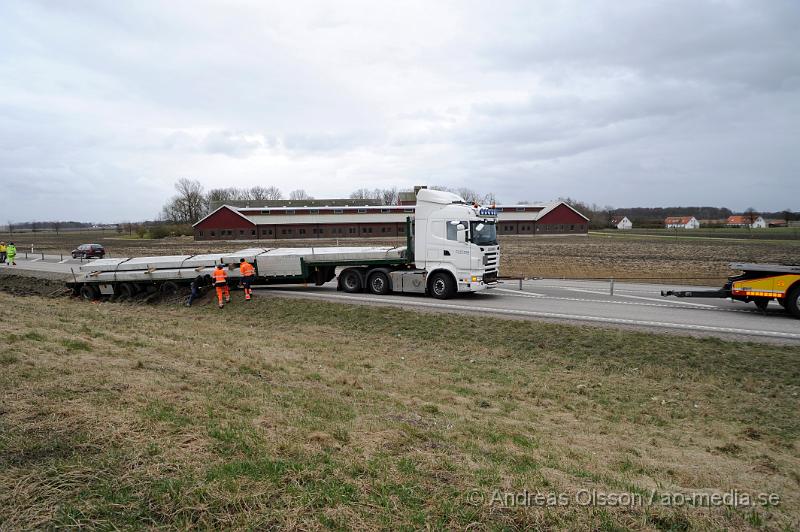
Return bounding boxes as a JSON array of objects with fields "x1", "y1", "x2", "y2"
[{"x1": 72, "y1": 244, "x2": 105, "y2": 259}]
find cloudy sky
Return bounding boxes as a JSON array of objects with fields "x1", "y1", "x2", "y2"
[{"x1": 1, "y1": 0, "x2": 798, "y2": 222}]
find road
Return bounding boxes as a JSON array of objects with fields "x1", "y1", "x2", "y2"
[
  {"x1": 3, "y1": 255, "x2": 799, "y2": 343},
  {"x1": 259, "y1": 279, "x2": 800, "y2": 344}
]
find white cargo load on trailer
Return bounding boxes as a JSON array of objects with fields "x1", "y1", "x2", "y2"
[
  {"x1": 76, "y1": 247, "x2": 407, "y2": 281},
  {"x1": 221, "y1": 247, "x2": 407, "y2": 277}
]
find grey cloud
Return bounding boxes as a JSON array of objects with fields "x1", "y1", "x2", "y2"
[{"x1": 1, "y1": 0, "x2": 798, "y2": 221}]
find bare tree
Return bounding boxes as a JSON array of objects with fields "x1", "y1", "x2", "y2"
[
  {"x1": 250, "y1": 186, "x2": 282, "y2": 201},
  {"x1": 349, "y1": 188, "x2": 380, "y2": 201},
  {"x1": 744, "y1": 207, "x2": 759, "y2": 227},
  {"x1": 53, "y1": 221, "x2": 62, "y2": 235},
  {"x1": 162, "y1": 178, "x2": 207, "y2": 224},
  {"x1": 288, "y1": 189, "x2": 313, "y2": 201},
  {"x1": 7, "y1": 221, "x2": 12, "y2": 235},
  {"x1": 380, "y1": 187, "x2": 399, "y2": 206}
]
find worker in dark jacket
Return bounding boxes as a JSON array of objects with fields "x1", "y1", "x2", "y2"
[{"x1": 185, "y1": 275, "x2": 206, "y2": 307}]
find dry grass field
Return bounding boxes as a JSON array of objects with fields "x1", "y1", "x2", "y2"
[
  {"x1": 1, "y1": 290, "x2": 798, "y2": 530},
  {"x1": 8, "y1": 229, "x2": 798, "y2": 286}
]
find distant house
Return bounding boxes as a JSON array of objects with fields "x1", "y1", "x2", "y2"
[
  {"x1": 664, "y1": 216, "x2": 700, "y2": 229},
  {"x1": 726, "y1": 215, "x2": 766, "y2": 229},
  {"x1": 768, "y1": 220, "x2": 788, "y2": 228},
  {"x1": 610, "y1": 216, "x2": 632, "y2": 230}
]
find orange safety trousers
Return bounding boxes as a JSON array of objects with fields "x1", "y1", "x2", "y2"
[{"x1": 215, "y1": 284, "x2": 230, "y2": 304}]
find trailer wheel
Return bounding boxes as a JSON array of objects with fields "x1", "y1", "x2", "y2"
[
  {"x1": 117, "y1": 283, "x2": 136, "y2": 299},
  {"x1": 340, "y1": 269, "x2": 362, "y2": 293},
  {"x1": 787, "y1": 286, "x2": 800, "y2": 319},
  {"x1": 80, "y1": 284, "x2": 99, "y2": 301},
  {"x1": 160, "y1": 281, "x2": 179, "y2": 296},
  {"x1": 367, "y1": 271, "x2": 390, "y2": 295},
  {"x1": 429, "y1": 272, "x2": 455, "y2": 300}
]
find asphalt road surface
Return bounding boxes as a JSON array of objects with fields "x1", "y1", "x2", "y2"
[
  {"x1": 4, "y1": 256, "x2": 799, "y2": 344},
  {"x1": 259, "y1": 279, "x2": 800, "y2": 344}
]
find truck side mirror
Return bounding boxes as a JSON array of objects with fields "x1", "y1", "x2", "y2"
[{"x1": 456, "y1": 224, "x2": 466, "y2": 243}]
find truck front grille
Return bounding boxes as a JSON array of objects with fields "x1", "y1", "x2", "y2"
[{"x1": 483, "y1": 250, "x2": 498, "y2": 272}]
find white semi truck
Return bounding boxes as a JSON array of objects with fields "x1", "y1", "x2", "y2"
[{"x1": 68, "y1": 189, "x2": 500, "y2": 300}]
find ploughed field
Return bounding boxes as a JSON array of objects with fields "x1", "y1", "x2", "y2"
[
  {"x1": 1, "y1": 291, "x2": 798, "y2": 529},
  {"x1": 7, "y1": 230, "x2": 799, "y2": 285}
]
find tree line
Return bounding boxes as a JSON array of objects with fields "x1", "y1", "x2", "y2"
[{"x1": 161, "y1": 179, "x2": 498, "y2": 224}]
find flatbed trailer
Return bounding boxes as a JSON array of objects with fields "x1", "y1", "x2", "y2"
[
  {"x1": 661, "y1": 263, "x2": 800, "y2": 318},
  {"x1": 67, "y1": 189, "x2": 502, "y2": 301}
]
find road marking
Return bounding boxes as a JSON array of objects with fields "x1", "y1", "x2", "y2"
[
  {"x1": 495, "y1": 288, "x2": 546, "y2": 297},
  {"x1": 564, "y1": 288, "x2": 716, "y2": 308},
  {"x1": 264, "y1": 290, "x2": 800, "y2": 341}
]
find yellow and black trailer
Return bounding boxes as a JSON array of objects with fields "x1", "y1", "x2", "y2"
[{"x1": 662, "y1": 263, "x2": 800, "y2": 318}]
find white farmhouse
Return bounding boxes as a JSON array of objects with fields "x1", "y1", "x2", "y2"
[
  {"x1": 726, "y1": 215, "x2": 766, "y2": 229},
  {"x1": 664, "y1": 216, "x2": 700, "y2": 229},
  {"x1": 610, "y1": 216, "x2": 632, "y2": 230}
]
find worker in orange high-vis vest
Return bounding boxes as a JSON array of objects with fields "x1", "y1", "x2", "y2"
[
  {"x1": 239, "y1": 258, "x2": 255, "y2": 301},
  {"x1": 212, "y1": 264, "x2": 230, "y2": 308}
]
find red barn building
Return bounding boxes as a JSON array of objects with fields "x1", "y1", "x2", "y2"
[{"x1": 193, "y1": 201, "x2": 588, "y2": 241}]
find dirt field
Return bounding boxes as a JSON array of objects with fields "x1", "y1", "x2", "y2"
[
  {"x1": 6, "y1": 230, "x2": 799, "y2": 285},
  {"x1": 1, "y1": 291, "x2": 798, "y2": 529}
]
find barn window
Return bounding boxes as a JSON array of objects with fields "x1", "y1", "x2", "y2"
[
  {"x1": 199, "y1": 231, "x2": 204, "y2": 236},
  {"x1": 251, "y1": 229, "x2": 256, "y2": 235},
  {"x1": 358, "y1": 208, "x2": 367, "y2": 214},
  {"x1": 310, "y1": 209, "x2": 319, "y2": 214},
  {"x1": 570, "y1": 225, "x2": 575, "y2": 231},
  {"x1": 368, "y1": 227, "x2": 372, "y2": 233},
  {"x1": 334, "y1": 209, "x2": 343, "y2": 214},
  {"x1": 261, "y1": 210, "x2": 270, "y2": 214},
  {"x1": 349, "y1": 227, "x2": 356, "y2": 233},
  {"x1": 516, "y1": 207, "x2": 525, "y2": 212},
  {"x1": 210, "y1": 231, "x2": 215, "y2": 236},
  {"x1": 299, "y1": 228, "x2": 306, "y2": 235},
  {"x1": 286, "y1": 210, "x2": 295, "y2": 215},
  {"x1": 404, "y1": 208, "x2": 414, "y2": 213}
]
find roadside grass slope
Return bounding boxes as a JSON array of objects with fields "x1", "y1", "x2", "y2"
[{"x1": 0, "y1": 293, "x2": 798, "y2": 530}]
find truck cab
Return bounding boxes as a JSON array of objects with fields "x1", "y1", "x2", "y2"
[{"x1": 410, "y1": 189, "x2": 499, "y2": 296}]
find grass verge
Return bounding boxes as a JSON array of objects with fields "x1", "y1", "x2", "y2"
[{"x1": 0, "y1": 292, "x2": 798, "y2": 529}]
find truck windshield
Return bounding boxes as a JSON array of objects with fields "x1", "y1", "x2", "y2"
[{"x1": 470, "y1": 221, "x2": 497, "y2": 245}]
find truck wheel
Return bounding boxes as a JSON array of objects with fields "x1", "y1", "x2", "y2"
[
  {"x1": 368, "y1": 271, "x2": 390, "y2": 295},
  {"x1": 80, "y1": 284, "x2": 99, "y2": 301},
  {"x1": 787, "y1": 286, "x2": 800, "y2": 319},
  {"x1": 340, "y1": 269, "x2": 362, "y2": 293},
  {"x1": 429, "y1": 272, "x2": 455, "y2": 300},
  {"x1": 754, "y1": 298, "x2": 770, "y2": 311}
]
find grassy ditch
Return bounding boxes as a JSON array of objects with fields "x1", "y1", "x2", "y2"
[{"x1": 0, "y1": 293, "x2": 798, "y2": 529}]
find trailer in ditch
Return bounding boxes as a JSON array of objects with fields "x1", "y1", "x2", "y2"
[
  {"x1": 67, "y1": 189, "x2": 501, "y2": 301},
  {"x1": 661, "y1": 263, "x2": 800, "y2": 318}
]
